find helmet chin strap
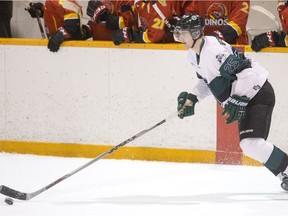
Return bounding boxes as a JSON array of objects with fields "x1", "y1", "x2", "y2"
[
  {"x1": 191, "y1": 34, "x2": 203, "y2": 48},
  {"x1": 191, "y1": 39, "x2": 198, "y2": 48}
]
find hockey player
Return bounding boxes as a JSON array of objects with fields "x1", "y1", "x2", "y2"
[
  {"x1": 174, "y1": 13, "x2": 288, "y2": 190},
  {"x1": 86, "y1": 0, "x2": 134, "y2": 40},
  {"x1": 251, "y1": 0, "x2": 288, "y2": 52},
  {"x1": 111, "y1": 0, "x2": 192, "y2": 45},
  {"x1": 185, "y1": 0, "x2": 250, "y2": 44},
  {"x1": 27, "y1": 0, "x2": 91, "y2": 52}
]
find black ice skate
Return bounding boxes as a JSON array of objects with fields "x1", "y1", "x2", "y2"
[{"x1": 280, "y1": 173, "x2": 288, "y2": 191}]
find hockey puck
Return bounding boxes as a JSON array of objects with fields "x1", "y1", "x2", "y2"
[{"x1": 4, "y1": 197, "x2": 14, "y2": 205}]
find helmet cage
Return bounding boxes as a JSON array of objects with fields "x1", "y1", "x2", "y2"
[{"x1": 189, "y1": 28, "x2": 202, "y2": 40}]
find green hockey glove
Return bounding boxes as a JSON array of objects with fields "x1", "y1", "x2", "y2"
[
  {"x1": 222, "y1": 95, "x2": 249, "y2": 124},
  {"x1": 177, "y1": 92, "x2": 198, "y2": 119}
]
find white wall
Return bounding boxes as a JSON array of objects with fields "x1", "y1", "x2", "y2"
[
  {"x1": 0, "y1": 46, "x2": 6, "y2": 140},
  {"x1": 0, "y1": 43, "x2": 216, "y2": 151},
  {"x1": 1, "y1": 42, "x2": 288, "y2": 153}
]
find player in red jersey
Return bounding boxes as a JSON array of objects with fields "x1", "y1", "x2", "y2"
[
  {"x1": 86, "y1": 0, "x2": 135, "y2": 40},
  {"x1": 111, "y1": 0, "x2": 192, "y2": 45},
  {"x1": 27, "y1": 0, "x2": 90, "y2": 52},
  {"x1": 251, "y1": 0, "x2": 288, "y2": 52},
  {"x1": 185, "y1": 0, "x2": 250, "y2": 44}
]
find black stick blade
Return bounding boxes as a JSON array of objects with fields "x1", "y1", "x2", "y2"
[{"x1": 0, "y1": 185, "x2": 28, "y2": 200}]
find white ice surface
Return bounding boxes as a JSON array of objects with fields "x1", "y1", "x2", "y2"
[{"x1": 1, "y1": 153, "x2": 288, "y2": 216}]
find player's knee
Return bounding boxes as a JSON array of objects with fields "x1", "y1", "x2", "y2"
[
  {"x1": 240, "y1": 138, "x2": 259, "y2": 153},
  {"x1": 240, "y1": 138, "x2": 274, "y2": 163}
]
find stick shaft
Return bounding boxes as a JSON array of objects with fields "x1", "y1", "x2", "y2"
[
  {"x1": 0, "y1": 112, "x2": 177, "y2": 200},
  {"x1": 251, "y1": 5, "x2": 282, "y2": 32},
  {"x1": 36, "y1": 14, "x2": 46, "y2": 39},
  {"x1": 151, "y1": 1, "x2": 172, "y2": 29}
]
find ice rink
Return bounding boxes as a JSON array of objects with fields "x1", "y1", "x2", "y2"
[{"x1": 1, "y1": 153, "x2": 288, "y2": 216}]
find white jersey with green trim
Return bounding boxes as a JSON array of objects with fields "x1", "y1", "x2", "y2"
[{"x1": 188, "y1": 36, "x2": 268, "y2": 106}]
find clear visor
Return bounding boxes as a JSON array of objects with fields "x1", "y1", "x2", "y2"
[
  {"x1": 173, "y1": 28, "x2": 201, "y2": 42},
  {"x1": 190, "y1": 29, "x2": 201, "y2": 40},
  {"x1": 173, "y1": 29, "x2": 185, "y2": 42}
]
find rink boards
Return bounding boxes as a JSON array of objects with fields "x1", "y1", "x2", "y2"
[{"x1": 0, "y1": 39, "x2": 287, "y2": 166}]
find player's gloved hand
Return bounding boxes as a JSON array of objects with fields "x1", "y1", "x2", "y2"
[
  {"x1": 81, "y1": 24, "x2": 93, "y2": 40},
  {"x1": 112, "y1": 27, "x2": 133, "y2": 45},
  {"x1": 26, "y1": 2, "x2": 44, "y2": 18},
  {"x1": 165, "y1": 16, "x2": 179, "y2": 33},
  {"x1": 222, "y1": 95, "x2": 249, "y2": 124},
  {"x1": 86, "y1": 0, "x2": 111, "y2": 24},
  {"x1": 251, "y1": 31, "x2": 276, "y2": 52},
  {"x1": 177, "y1": 92, "x2": 198, "y2": 119},
  {"x1": 48, "y1": 27, "x2": 70, "y2": 52}
]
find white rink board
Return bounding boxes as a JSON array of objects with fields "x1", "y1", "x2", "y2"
[
  {"x1": 0, "y1": 46, "x2": 5, "y2": 137},
  {"x1": 1, "y1": 44, "x2": 288, "y2": 152},
  {"x1": 2, "y1": 46, "x2": 111, "y2": 144},
  {"x1": 0, "y1": 45, "x2": 216, "y2": 150}
]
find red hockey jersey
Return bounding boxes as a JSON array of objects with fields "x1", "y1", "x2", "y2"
[
  {"x1": 278, "y1": 2, "x2": 288, "y2": 33},
  {"x1": 44, "y1": 0, "x2": 82, "y2": 37},
  {"x1": 185, "y1": 1, "x2": 250, "y2": 44},
  {"x1": 90, "y1": 0, "x2": 134, "y2": 40},
  {"x1": 134, "y1": 0, "x2": 192, "y2": 43}
]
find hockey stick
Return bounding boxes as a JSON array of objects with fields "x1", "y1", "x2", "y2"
[
  {"x1": 250, "y1": 5, "x2": 282, "y2": 33},
  {"x1": 36, "y1": 12, "x2": 47, "y2": 39},
  {"x1": 25, "y1": 7, "x2": 47, "y2": 39},
  {"x1": 151, "y1": 1, "x2": 174, "y2": 31},
  {"x1": 0, "y1": 112, "x2": 178, "y2": 201},
  {"x1": 62, "y1": 1, "x2": 91, "y2": 21}
]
